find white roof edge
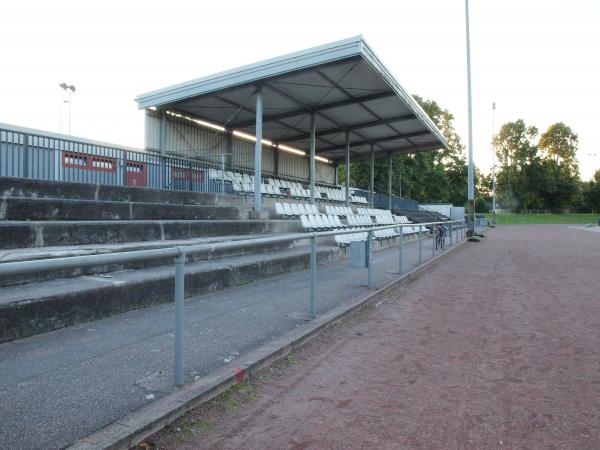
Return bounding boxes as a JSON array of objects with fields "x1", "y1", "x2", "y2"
[
  {"x1": 359, "y1": 39, "x2": 449, "y2": 149},
  {"x1": 135, "y1": 35, "x2": 364, "y2": 110},
  {"x1": 136, "y1": 35, "x2": 448, "y2": 150},
  {"x1": 0, "y1": 122, "x2": 144, "y2": 152}
]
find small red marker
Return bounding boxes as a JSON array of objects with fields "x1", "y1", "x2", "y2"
[{"x1": 235, "y1": 368, "x2": 244, "y2": 384}]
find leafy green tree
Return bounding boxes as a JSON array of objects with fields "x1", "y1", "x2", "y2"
[
  {"x1": 538, "y1": 122, "x2": 580, "y2": 211},
  {"x1": 493, "y1": 119, "x2": 540, "y2": 211},
  {"x1": 342, "y1": 95, "x2": 468, "y2": 207},
  {"x1": 583, "y1": 169, "x2": 600, "y2": 213}
]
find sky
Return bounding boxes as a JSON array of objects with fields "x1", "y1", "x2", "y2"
[{"x1": 1, "y1": 0, "x2": 599, "y2": 180}]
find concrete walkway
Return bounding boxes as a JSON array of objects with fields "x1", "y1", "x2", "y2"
[
  {"x1": 0, "y1": 232, "x2": 450, "y2": 449},
  {"x1": 154, "y1": 225, "x2": 600, "y2": 450}
]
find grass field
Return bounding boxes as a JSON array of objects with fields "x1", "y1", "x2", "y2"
[{"x1": 484, "y1": 213, "x2": 599, "y2": 225}]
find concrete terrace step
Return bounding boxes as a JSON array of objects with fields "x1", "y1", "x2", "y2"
[
  {"x1": 0, "y1": 233, "x2": 310, "y2": 287},
  {"x1": 0, "y1": 245, "x2": 340, "y2": 342},
  {"x1": 0, "y1": 176, "x2": 242, "y2": 206},
  {"x1": 0, "y1": 219, "x2": 302, "y2": 249},
  {"x1": 0, "y1": 197, "x2": 242, "y2": 221}
]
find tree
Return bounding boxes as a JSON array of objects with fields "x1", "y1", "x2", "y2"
[
  {"x1": 538, "y1": 123, "x2": 580, "y2": 212},
  {"x1": 341, "y1": 96, "x2": 469, "y2": 207},
  {"x1": 493, "y1": 119, "x2": 540, "y2": 211},
  {"x1": 583, "y1": 169, "x2": 600, "y2": 213}
]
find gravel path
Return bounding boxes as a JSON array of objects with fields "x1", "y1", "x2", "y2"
[{"x1": 158, "y1": 225, "x2": 600, "y2": 450}]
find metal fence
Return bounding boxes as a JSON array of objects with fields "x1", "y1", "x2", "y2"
[
  {"x1": 0, "y1": 219, "x2": 466, "y2": 386},
  {"x1": 0, "y1": 125, "x2": 332, "y2": 194}
]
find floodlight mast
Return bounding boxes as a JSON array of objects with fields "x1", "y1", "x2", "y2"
[
  {"x1": 59, "y1": 83, "x2": 76, "y2": 135},
  {"x1": 465, "y1": 0, "x2": 475, "y2": 236},
  {"x1": 492, "y1": 102, "x2": 497, "y2": 224}
]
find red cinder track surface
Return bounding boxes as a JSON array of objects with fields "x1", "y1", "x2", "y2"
[{"x1": 152, "y1": 225, "x2": 600, "y2": 450}]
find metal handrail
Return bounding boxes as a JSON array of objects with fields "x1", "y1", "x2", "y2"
[
  {"x1": 0, "y1": 218, "x2": 466, "y2": 386},
  {"x1": 0, "y1": 220, "x2": 462, "y2": 276}
]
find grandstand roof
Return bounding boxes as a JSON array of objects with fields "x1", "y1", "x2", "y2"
[{"x1": 136, "y1": 36, "x2": 448, "y2": 163}]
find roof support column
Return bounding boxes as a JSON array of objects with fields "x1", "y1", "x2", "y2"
[
  {"x1": 370, "y1": 143, "x2": 375, "y2": 208},
  {"x1": 254, "y1": 86, "x2": 263, "y2": 212},
  {"x1": 159, "y1": 112, "x2": 167, "y2": 189},
  {"x1": 225, "y1": 128, "x2": 233, "y2": 170},
  {"x1": 309, "y1": 113, "x2": 316, "y2": 205},
  {"x1": 387, "y1": 154, "x2": 393, "y2": 211},
  {"x1": 345, "y1": 132, "x2": 350, "y2": 206}
]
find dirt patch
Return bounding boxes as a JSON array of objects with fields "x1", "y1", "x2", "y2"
[{"x1": 138, "y1": 225, "x2": 600, "y2": 450}]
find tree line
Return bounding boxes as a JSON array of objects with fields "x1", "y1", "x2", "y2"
[{"x1": 341, "y1": 96, "x2": 600, "y2": 214}]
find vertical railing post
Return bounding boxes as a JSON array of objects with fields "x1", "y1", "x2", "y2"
[
  {"x1": 367, "y1": 230, "x2": 374, "y2": 288},
  {"x1": 449, "y1": 222, "x2": 453, "y2": 246},
  {"x1": 398, "y1": 226, "x2": 404, "y2": 273},
  {"x1": 23, "y1": 134, "x2": 30, "y2": 178},
  {"x1": 432, "y1": 224, "x2": 436, "y2": 256},
  {"x1": 418, "y1": 225, "x2": 423, "y2": 265},
  {"x1": 122, "y1": 150, "x2": 128, "y2": 187},
  {"x1": 309, "y1": 234, "x2": 317, "y2": 318},
  {"x1": 174, "y1": 248, "x2": 186, "y2": 386}
]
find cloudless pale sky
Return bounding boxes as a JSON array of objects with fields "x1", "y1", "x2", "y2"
[{"x1": 1, "y1": 0, "x2": 599, "y2": 179}]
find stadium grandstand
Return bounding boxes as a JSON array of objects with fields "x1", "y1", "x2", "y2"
[{"x1": 0, "y1": 35, "x2": 462, "y2": 341}]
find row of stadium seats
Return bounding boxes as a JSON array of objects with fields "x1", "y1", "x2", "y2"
[
  {"x1": 209, "y1": 168, "x2": 369, "y2": 204},
  {"x1": 274, "y1": 202, "x2": 319, "y2": 217},
  {"x1": 357, "y1": 207, "x2": 392, "y2": 216},
  {"x1": 334, "y1": 229, "x2": 369, "y2": 245},
  {"x1": 347, "y1": 215, "x2": 375, "y2": 227},
  {"x1": 325, "y1": 205, "x2": 354, "y2": 217},
  {"x1": 351, "y1": 195, "x2": 369, "y2": 204},
  {"x1": 295, "y1": 209, "x2": 424, "y2": 247},
  {"x1": 300, "y1": 214, "x2": 345, "y2": 231}
]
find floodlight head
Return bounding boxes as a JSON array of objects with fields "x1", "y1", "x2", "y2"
[
  {"x1": 59, "y1": 83, "x2": 68, "y2": 90},
  {"x1": 68, "y1": 85, "x2": 76, "y2": 92}
]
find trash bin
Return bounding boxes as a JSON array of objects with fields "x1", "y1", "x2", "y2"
[{"x1": 350, "y1": 240, "x2": 367, "y2": 268}]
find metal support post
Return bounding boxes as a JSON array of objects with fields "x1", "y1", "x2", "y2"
[
  {"x1": 369, "y1": 144, "x2": 375, "y2": 207},
  {"x1": 418, "y1": 225, "x2": 423, "y2": 265},
  {"x1": 387, "y1": 154, "x2": 392, "y2": 211},
  {"x1": 345, "y1": 132, "x2": 350, "y2": 206},
  {"x1": 221, "y1": 154, "x2": 225, "y2": 194},
  {"x1": 309, "y1": 113, "x2": 316, "y2": 205},
  {"x1": 122, "y1": 150, "x2": 128, "y2": 186},
  {"x1": 398, "y1": 227, "x2": 404, "y2": 273},
  {"x1": 367, "y1": 230, "x2": 374, "y2": 288},
  {"x1": 254, "y1": 87, "x2": 263, "y2": 212},
  {"x1": 23, "y1": 134, "x2": 30, "y2": 178},
  {"x1": 465, "y1": 0, "x2": 475, "y2": 236},
  {"x1": 174, "y1": 249, "x2": 186, "y2": 386},
  {"x1": 432, "y1": 225, "x2": 436, "y2": 256},
  {"x1": 309, "y1": 234, "x2": 317, "y2": 318},
  {"x1": 449, "y1": 222, "x2": 453, "y2": 245},
  {"x1": 159, "y1": 112, "x2": 167, "y2": 189}
]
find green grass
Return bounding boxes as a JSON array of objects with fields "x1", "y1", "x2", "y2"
[{"x1": 484, "y1": 213, "x2": 598, "y2": 225}]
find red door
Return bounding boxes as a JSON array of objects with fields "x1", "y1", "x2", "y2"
[{"x1": 126, "y1": 161, "x2": 147, "y2": 187}]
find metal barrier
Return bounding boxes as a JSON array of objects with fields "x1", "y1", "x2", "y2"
[
  {"x1": 0, "y1": 219, "x2": 465, "y2": 386},
  {"x1": 0, "y1": 124, "x2": 322, "y2": 194}
]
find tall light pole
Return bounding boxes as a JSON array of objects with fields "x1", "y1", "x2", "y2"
[
  {"x1": 465, "y1": 0, "x2": 475, "y2": 236},
  {"x1": 59, "y1": 83, "x2": 76, "y2": 135},
  {"x1": 492, "y1": 102, "x2": 497, "y2": 224}
]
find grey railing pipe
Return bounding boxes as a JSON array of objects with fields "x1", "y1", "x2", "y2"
[
  {"x1": 174, "y1": 248, "x2": 186, "y2": 386},
  {"x1": 0, "y1": 219, "x2": 462, "y2": 278},
  {"x1": 0, "y1": 218, "x2": 463, "y2": 387}
]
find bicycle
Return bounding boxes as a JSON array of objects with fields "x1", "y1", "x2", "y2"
[{"x1": 434, "y1": 224, "x2": 446, "y2": 251}]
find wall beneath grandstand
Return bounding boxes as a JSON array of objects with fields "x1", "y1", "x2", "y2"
[
  {"x1": 420, "y1": 204, "x2": 453, "y2": 217},
  {"x1": 145, "y1": 111, "x2": 335, "y2": 185}
]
